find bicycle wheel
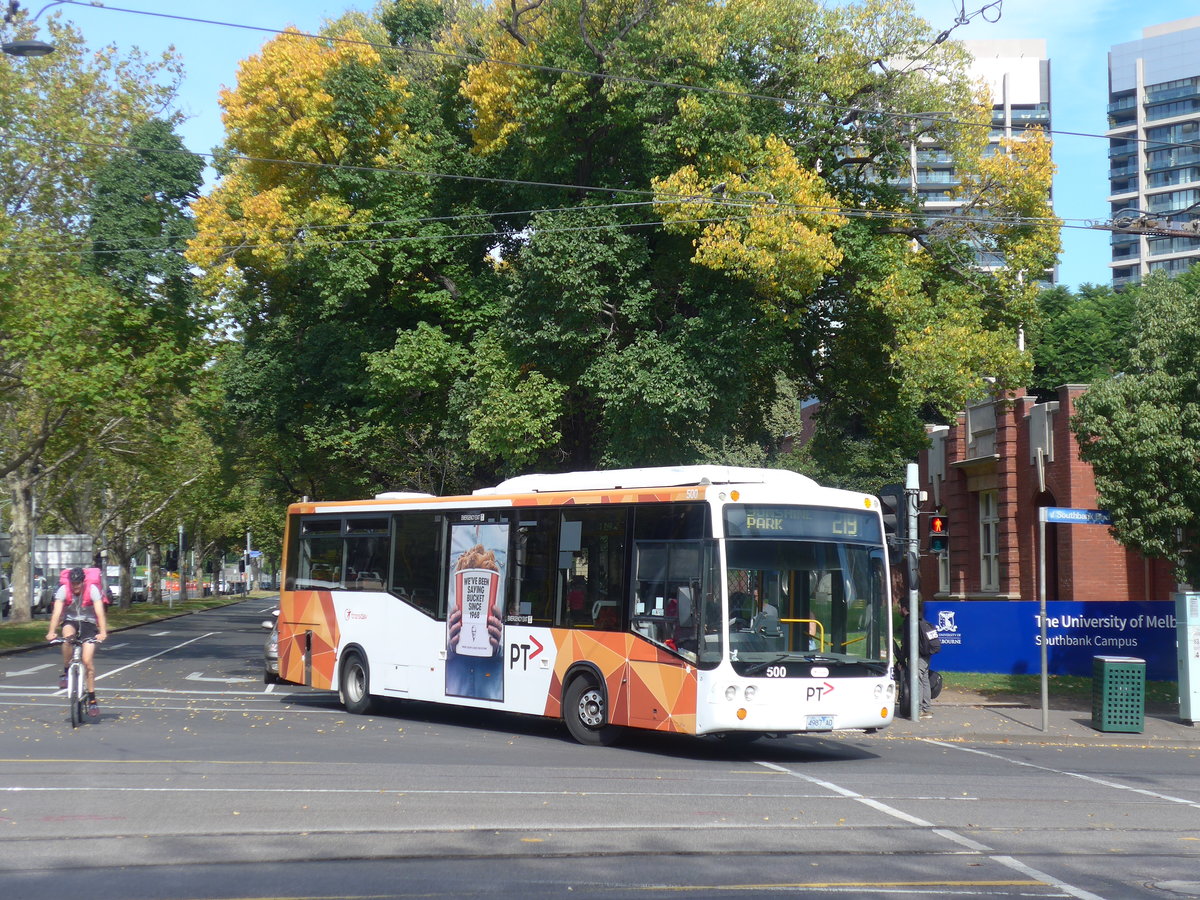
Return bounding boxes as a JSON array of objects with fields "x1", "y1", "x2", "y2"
[{"x1": 68, "y1": 666, "x2": 82, "y2": 728}]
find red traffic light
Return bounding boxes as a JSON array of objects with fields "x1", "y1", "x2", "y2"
[{"x1": 929, "y1": 514, "x2": 948, "y2": 553}]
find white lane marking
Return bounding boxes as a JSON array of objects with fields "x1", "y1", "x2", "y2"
[
  {"x1": 926, "y1": 739, "x2": 1200, "y2": 810},
  {"x1": 1, "y1": 691, "x2": 296, "y2": 705},
  {"x1": 4, "y1": 664, "x2": 53, "y2": 677},
  {"x1": 95, "y1": 632, "x2": 220, "y2": 682},
  {"x1": 0, "y1": 785, "x2": 948, "y2": 800},
  {"x1": 0, "y1": 700, "x2": 342, "y2": 714},
  {"x1": 757, "y1": 759, "x2": 1106, "y2": 900},
  {"x1": 150, "y1": 631, "x2": 171, "y2": 636},
  {"x1": 186, "y1": 673, "x2": 256, "y2": 684}
]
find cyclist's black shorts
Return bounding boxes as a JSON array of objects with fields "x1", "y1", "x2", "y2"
[{"x1": 62, "y1": 620, "x2": 99, "y2": 641}]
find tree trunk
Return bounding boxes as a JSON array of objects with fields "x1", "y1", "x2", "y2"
[
  {"x1": 110, "y1": 543, "x2": 134, "y2": 610},
  {"x1": 149, "y1": 542, "x2": 163, "y2": 604},
  {"x1": 4, "y1": 469, "x2": 37, "y2": 624}
]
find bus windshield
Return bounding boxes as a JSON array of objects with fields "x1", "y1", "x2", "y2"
[{"x1": 724, "y1": 538, "x2": 887, "y2": 674}]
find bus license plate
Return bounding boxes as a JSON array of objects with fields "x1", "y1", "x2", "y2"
[{"x1": 806, "y1": 715, "x2": 834, "y2": 730}]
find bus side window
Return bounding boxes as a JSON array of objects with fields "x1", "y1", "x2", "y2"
[
  {"x1": 631, "y1": 504, "x2": 709, "y2": 650},
  {"x1": 515, "y1": 510, "x2": 558, "y2": 626},
  {"x1": 297, "y1": 517, "x2": 342, "y2": 590},
  {"x1": 344, "y1": 517, "x2": 390, "y2": 592},
  {"x1": 558, "y1": 507, "x2": 629, "y2": 630},
  {"x1": 391, "y1": 512, "x2": 443, "y2": 617}
]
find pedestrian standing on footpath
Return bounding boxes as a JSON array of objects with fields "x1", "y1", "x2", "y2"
[{"x1": 897, "y1": 596, "x2": 940, "y2": 718}]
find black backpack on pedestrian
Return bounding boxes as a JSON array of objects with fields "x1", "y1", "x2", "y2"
[{"x1": 918, "y1": 618, "x2": 941, "y2": 656}]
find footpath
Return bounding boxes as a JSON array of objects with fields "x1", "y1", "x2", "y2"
[{"x1": 882, "y1": 685, "x2": 1199, "y2": 746}]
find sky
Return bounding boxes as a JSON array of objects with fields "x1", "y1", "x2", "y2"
[{"x1": 28, "y1": 0, "x2": 1200, "y2": 290}]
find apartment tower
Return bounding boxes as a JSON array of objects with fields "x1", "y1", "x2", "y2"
[{"x1": 1108, "y1": 17, "x2": 1200, "y2": 288}]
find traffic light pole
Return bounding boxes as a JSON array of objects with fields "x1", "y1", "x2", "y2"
[{"x1": 906, "y1": 463, "x2": 920, "y2": 723}]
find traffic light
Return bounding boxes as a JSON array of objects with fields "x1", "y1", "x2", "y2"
[
  {"x1": 878, "y1": 487, "x2": 902, "y2": 549},
  {"x1": 929, "y1": 513, "x2": 949, "y2": 554},
  {"x1": 878, "y1": 483, "x2": 906, "y2": 563}
]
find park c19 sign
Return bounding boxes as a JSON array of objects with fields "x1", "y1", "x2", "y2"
[{"x1": 924, "y1": 600, "x2": 1177, "y2": 681}]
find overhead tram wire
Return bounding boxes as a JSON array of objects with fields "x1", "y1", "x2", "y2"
[
  {"x1": 44, "y1": 0, "x2": 1200, "y2": 157},
  {"x1": 0, "y1": 133, "x2": 1068, "y2": 260},
  {"x1": 4, "y1": 198, "x2": 668, "y2": 255},
  {"x1": 0, "y1": 1, "x2": 1076, "y2": 259},
  {"x1": 3, "y1": 200, "x2": 1080, "y2": 260}
]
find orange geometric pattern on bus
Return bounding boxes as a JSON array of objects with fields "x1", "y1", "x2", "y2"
[
  {"x1": 279, "y1": 589, "x2": 341, "y2": 690},
  {"x1": 545, "y1": 630, "x2": 698, "y2": 734},
  {"x1": 513, "y1": 487, "x2": 706, "y2": 507}
]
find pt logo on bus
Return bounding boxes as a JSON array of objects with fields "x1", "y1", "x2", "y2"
[{"x1": 806, "y1": 682, "x2": 835, "y2": 701}]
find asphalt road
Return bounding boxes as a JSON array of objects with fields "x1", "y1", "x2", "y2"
[{"x1": 1, "y1": 599, "x2": 1198, "y2": 900}]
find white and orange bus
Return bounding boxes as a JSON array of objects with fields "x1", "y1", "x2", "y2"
[{"x1": 276, "y1": 466, "x2": 897, "y2": 744}]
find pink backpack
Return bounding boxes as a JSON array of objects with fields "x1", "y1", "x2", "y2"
[{"x1": 59, "y1": 567, "x2": 108, "y2": 606}]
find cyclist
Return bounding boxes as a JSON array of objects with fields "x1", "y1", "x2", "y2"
[{"x1": 45, "y1": 566, "x2": 108, "y2": 716}]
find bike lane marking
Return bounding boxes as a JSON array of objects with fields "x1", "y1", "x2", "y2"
[
  {"x1": 756, "y1": 759, "x2": 1106, "y2": 900},
  {"x1": 925, "y1": 739, "x2": 1200, "y2": 810}
]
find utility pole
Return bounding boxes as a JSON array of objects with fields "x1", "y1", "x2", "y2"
[{"x1": 905, "y1": 463, "x2": 921, "y2": 723}]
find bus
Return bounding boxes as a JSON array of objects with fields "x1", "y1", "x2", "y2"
[{"x1": 275, "y1": 465, "x2": 897, "y2": 744}]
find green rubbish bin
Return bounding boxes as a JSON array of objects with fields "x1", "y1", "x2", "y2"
[{"x1": 1091, "y1": 656, "x2": 1145, "y2": 733}]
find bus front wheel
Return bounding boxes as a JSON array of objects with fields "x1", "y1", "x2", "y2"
[
  {"x1": 339, "y1": 651, "x2": 376, "y2": 715},
  {"x1": 563, "y1": 675, "x2": 620, "y2": 746}
]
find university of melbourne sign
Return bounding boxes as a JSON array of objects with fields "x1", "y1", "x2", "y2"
[{"x1": 924, "y1": 600, "x2": 1177, "y2": 681}]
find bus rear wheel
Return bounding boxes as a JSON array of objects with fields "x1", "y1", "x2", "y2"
[
  {"x1": 563, "y1": 675, "x2": 620, "y2": 746},
  {"x1": 339, "y1": 651, "x2": 376, "y2": 715}
]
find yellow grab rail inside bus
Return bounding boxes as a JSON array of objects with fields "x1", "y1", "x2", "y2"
[{"x1": 780, "y1": 617, "x2": 825, "y2": 652}]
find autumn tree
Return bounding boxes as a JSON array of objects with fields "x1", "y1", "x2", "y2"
[{"x1": 189, "y1": 0, "x2": 1059, "y2": 503}]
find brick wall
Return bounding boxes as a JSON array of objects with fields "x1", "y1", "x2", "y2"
[{"x1": 919, "y1": 385, "x2": 1175, "y2": 604}]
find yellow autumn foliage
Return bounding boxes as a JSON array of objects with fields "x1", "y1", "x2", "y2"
[
  {"x1": 654, "y1": 134, "x2": 847, "y2": 308},
  {"x1": 188, "y1": 27, "x2": 410, "y2": 294}
]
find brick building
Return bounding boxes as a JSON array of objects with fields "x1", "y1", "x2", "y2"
[{"x1": 919, "y1": 384, "x2": 1176, "y2": 605}]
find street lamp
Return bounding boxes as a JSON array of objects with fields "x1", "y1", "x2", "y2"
[
  {"x1": 2, "y1": 1, "x2": 66, "y2": 58},
  {"x1": 2, "y1": 37, "x2": 53, "y2": 56}
]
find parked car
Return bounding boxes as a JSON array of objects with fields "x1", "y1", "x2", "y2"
[
  {"x1": 33, "y1": 575, "x2": 54, "y2": 614},
  {"x1": 1, "y1": 572, "x2": 10, "y2": 618},
  {"x1": 128, "y1": 576, "x2": 149, "y2": 603},
  {"x1": 263, "y1": 609, "x2": 279, "y2": 684}
]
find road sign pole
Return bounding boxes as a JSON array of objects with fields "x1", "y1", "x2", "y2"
[
  {"x1": 1039, "y1": 508, "x2": 1048, "y2": 732},
  {"x1": 907, "y1": 463, "x2": 920, "y2": 723}
]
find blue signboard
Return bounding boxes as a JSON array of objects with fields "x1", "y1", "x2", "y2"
[
  {"x1": 924, "y1": 600, "x2": 1177, "y2": 681},
  {"x1": 1042, "y1": 507, "x2": 1112, "y2": 526}
]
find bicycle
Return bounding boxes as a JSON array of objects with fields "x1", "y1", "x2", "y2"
[{"x1": 50, "y1": 635, "x2": 97, "y2": 728}]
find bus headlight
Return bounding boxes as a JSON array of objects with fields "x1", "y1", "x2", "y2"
[
  {"x1": 725, "y1": 685, "x2": 738, "y2": 701},
  {"x1": 744, "y1": 685, "x2": 757, "y2": 701},
  {"x1": 886, "y1": 682, "x2": 896, "y2": 699}
]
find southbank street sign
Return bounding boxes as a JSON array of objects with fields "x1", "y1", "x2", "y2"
[
  {"x1": 1041, "y1": 507, "x2": 1113, "y2": 526},
  {"x1": 1034, "y1": 505, "x2": 1114, "y2": 730}
]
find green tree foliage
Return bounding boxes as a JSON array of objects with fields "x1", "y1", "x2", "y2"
[
  {"x1": 0, "y1": 11, "x2": 182, "y2": 233},
  {"x1": 189, "y1": 0, "x2": 1059, "y2": 502},
  {"x1": 1030, "y1": 283, "x2": 1134, "y2": 391},
  {"x1": 1072, "y1": 269, "x2": 1200, "y2": 584},
  {"x1": 87, "y1": 119, "x2": 205, "y2": 320},
  {"x1": 1, "y1": 12, "x2": 194, "y2": 621}
]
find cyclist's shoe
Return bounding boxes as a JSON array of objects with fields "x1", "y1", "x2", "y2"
[
  {"x1": 87, "y1": 699, "x2": 99, "y2": 718},
  {"x1": 58, "y1": 671, "x2": 67, "y2": 689}
]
